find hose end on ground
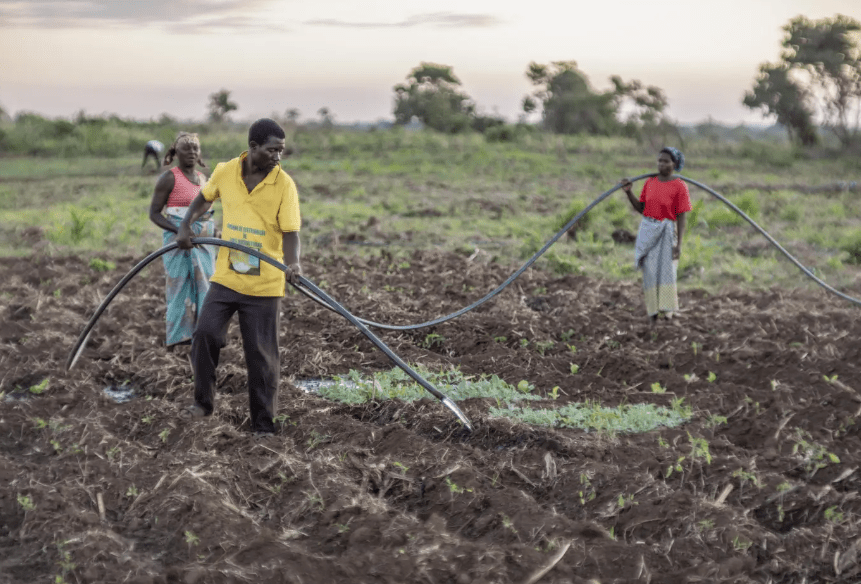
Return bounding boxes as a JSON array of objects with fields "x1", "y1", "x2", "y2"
[{"x1": 442, "y1": 397, "x2": 474, "y2": 432}]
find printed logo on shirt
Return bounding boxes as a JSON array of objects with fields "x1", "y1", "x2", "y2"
[{"x1": 226, "y1": 222, "x2": 265, "y2": 276}]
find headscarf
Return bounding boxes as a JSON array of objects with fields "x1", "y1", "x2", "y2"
[
  {"x1": 660, "y1": 147, "x2": 684, "y2": 171},
  {"x1": 162, "y1": 132, "x2": 207, "y2": 168}
]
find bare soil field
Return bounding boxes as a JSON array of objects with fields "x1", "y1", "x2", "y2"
[{"x1": 2, "y1": 246, "x2": 861, "y2": 584}]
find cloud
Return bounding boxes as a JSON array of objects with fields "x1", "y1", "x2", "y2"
[
  {"x1": 0, "y1": 0, "x2": 282, "y2": 31},
  {"x1": 306, "y1": 12, "x2": 503, "y2": 29}
]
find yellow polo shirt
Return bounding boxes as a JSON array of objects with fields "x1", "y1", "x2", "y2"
[{"x1": 201, "y1": 152, "x2": 301, "y2": 296}]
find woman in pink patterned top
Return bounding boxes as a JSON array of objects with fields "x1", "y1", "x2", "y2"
[{"x1": 148, "y1": 133, "x2": 217, "y2": 346}]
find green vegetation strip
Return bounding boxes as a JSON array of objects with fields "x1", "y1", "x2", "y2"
[{"x1": 317, "y1": 366, "x2": 691, "y2": 433}]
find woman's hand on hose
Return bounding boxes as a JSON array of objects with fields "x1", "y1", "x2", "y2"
[
  {"x1": 620, "y1": 178, "x2": 644, "y2": 214},
  {"x1": 673, "y1": 244, "x2": 681, "y2": 260}
]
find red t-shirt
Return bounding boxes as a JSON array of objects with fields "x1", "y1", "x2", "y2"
[{"x1": 639, "y1": 177, "x2": 692, "y2": 221}]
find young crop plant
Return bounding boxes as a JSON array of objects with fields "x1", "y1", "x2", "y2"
[
  {"x1": 569, "y1": 363, "x2": 580, "y2": 375},
  {"x1": 184, "y1": 531, "x2": 200, "y2": 546},
  {"x1": 578, "y1": 473, "x2": 597, "y2": 505},
  {"x1": 705, "y1": 414, "x2": 728, "y2": 428},
  {"x1": 421, "y1": 333, "x2": 445, "y2": 349},
  {"x1": 55, "y1": 542, "x2": 76, "y2": 584},
  {"x1": 305, "y1": 491, "x2": 325, "y2": 511},
  {"x1": 501, "y1": 514, "x2": 518, "y2": 535},
  {"x1": 688, "y1": 433, "x2": 712, "y2": 466},
  {"x1": 28, "y1": 378, "x2": 49, "y2": 394},
  {"x1": 444, "y1": 476, "x2": 472, "y2": 495},
  {"x1": 306, "y1": 429, "x2": 330, "y2": 450},
  {"x1": 671, "y1": 397, "x2": 692, "y2": 418},
  {"x1": 69, "y1": 208, "x2": 92, "y2": 243},
  {"x1": 665, "y1": 456, "x2": 685, "y2": 479},
  {"x1": 775, "y1": 481, "x2": 793, "y2": 522},
  {"x1": 534, "y1": 340, "x2": 555, "y2": 355},
  {"x1": 707, "y1": 371, "x2": 717, "y2": 383},
  {"x1": 650, "y1": 382, "x2": 667, "y2": 394},
  {"x1": 732, "y1": 535, "x2": 752, "y2": 552},
  {"x1": 548, "y1": 386, "x2": 560, "y2": 400},
  {"x1": 824, "y1": 506, "x2": 845, "y2": 524},
  {"x1": 17, "y1": 493, "x2": 35, "y2": 512},
  {"x1": 392, "y1": 462, "x2": 409, "y2": 473},
  {"x1": 731, "y1": 468, "x2": 761, "y2": 496},
  {"x1": 88, "y1": 257, "x2": 116, "y2": 272},
  {"x1": 791, "y1": 429, "x2": 840, "y2": 478}
]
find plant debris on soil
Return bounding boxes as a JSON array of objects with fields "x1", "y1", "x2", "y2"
[{"x1": 2, "y1": 247, "x2": 861, "y2": 584}]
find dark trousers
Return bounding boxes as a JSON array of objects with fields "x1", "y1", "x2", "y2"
[{"x1": 191, "y1": 282, "x2": 281, "y2": 433}]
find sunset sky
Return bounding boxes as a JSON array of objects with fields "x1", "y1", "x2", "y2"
[{"x1": 1, "y1": 0, "x2": 859, "y2": 125}]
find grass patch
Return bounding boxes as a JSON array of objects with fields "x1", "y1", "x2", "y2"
[
  {"x1": 316, "y1": 366, "x2": 692, "y2": 434},
  {"x1": 317, "y1": 366, "x2": 543, "y2": 405},
  {"x1": 490, "y1": 401, "x2": 691, "y2": 434},
  {"x1": 1, "y1": 127, "x2": 860, "y2": 296}
]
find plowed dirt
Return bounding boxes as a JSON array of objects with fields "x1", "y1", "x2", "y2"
[{"x1": 2, "y1": 248, "x2": 861, "y2": 584}]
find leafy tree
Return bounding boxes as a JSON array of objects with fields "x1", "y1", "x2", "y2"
[
  {"x1": 781, "y1": 14, "x2": 861, "y2": 146},
  {"x1": 317, "y1": 107, "x2": 334, "y2": 127},
  {"x1": 743, "y1": 63, "x2": 818, "y2": 145},
  {"x1": 744, "y1": 14, "x2": 861, "y2": 146},
  {"x1": 393, "y1": 63, "x2": 475, "y2": 133},
  {"x1": 523, "y1": 61, "x2": 619, "y2": 135},
  {"x1": 610, "y1": 76, "x2": 680, "y2": 147},
  {"x1": 285, "y1": 108, "x2": 300, "y2": 124},
  {"x1": 207, "y1": 89, "x2": 238, "y2": 123}
]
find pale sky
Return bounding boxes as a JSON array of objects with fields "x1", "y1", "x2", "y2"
[{"x1": 1, "y1": 0, "x2": 859, "y2": 125}]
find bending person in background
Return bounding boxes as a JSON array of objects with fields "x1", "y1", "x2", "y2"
[
  {"x1": 620, "y1": 147, "x2": 691, "y2": 322},
  {"x1": 176, "y1": 118, "x2": 301, "y2": 436},
  {"x1": 142, "y1": 139, "x2": 165, "y2": 172},
  {"x1": 148, "y1": 132, "x2": 216, "y2": 347}
]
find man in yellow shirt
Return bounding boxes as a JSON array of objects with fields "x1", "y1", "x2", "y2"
[{"x1": 176, "y1": 118, "x2": 301, "y2": 435}]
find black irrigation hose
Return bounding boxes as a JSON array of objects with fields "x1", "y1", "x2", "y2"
[
  {"x1": 65, "y1": 238, "x2": 474, "y2": 432},
  {"x1": 293, "y1": 173, "x2": 655, "y2": 329},
  {"x1": 677, "y1": 175, "x2": 861, "y2": 308},
  {"x1": 293, "y1": 172, "x2": 861, "y2": 328}
]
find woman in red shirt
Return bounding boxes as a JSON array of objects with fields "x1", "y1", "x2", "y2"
[
  {"x1": 620, "y1": 147, "x2": 691, "y2": 321},
  {"x1": 148, "y1": 133, "x2": 217, "y2": 346}
]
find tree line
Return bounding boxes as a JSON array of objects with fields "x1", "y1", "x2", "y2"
[
  {"x1": 394, "y1": 14, "x2": 861, "y2": 148},
  {"x1": 2, "y1": 14, "x2": 859, "y2": 149}
]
